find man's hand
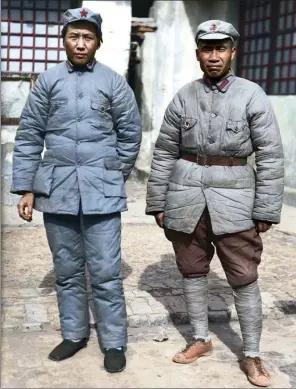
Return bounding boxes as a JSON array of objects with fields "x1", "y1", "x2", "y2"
[
  {"x1": 17, "y1": 192, "x2": 34, "y2": 222},
  {"x1": 154, "y1": 212, "x2": 164, "y2": 229},
  {"x1": 254, "y1": 220, "x2": 272, "y2": 233}
]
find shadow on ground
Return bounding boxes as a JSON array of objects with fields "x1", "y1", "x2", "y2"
[{"x1": 139, "y1": 253, "x2": 242, "y2": 358}]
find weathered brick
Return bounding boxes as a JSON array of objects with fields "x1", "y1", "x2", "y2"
[
  {"x1": 164, "y1": 296, "x2": 187, "y2": 313},
  {"x1": 25, "y1": 303, "x2": 49, "y2": 323},
  {"x1": 22, "y1": 322, "x2": 43, "y2": 332},
  {"x1": 129, "y1": 298, "x2": 153, "y2": 315}
]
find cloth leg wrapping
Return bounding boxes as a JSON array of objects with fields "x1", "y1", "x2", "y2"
[
  {"x1": 182, "y1": 276, "x2": 210, "y2": 341},
  {"x1": 233, "y1": 280, "x2": 262, "y2": 357}
]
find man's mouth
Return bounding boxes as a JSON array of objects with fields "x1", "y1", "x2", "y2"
[{"x1": 207, "y1": 66, "x2": 221, "y2": 70}]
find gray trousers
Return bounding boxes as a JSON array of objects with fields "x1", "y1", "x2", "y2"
[{"x1": 43, "y1": 212, "x2": 127, "y2": 349}]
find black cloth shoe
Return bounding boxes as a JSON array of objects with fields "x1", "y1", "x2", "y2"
[
  {"x1": 104, "y1": 348, "x2": 126, "y2": 373},
  {"x1": 48, "y1": 338, "x2": 87, "y2": 361}
]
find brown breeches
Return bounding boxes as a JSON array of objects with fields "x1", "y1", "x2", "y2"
[{"x1": 164, "y1": 208, "x2": 263, "y2": 287}]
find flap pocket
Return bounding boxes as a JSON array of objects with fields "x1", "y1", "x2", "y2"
[
  {"x1": 226, "y1": 120, "x2": 246, "y2": 133},
  {"x1": 103, "y1": 157, "x2": 126, "y2": 197},
  {"x1": 50, "y1": 99, "x2": 68, "y2": 114},
  {"x1": 91, "y1": 99, "x2": 110, "y2": 112},
  {"x1": 181, "y1": 117, "x2": 197, "y2": 131},
  {"x1": 104, "y1": 157, "x2": 123, "y2": 171},
  {"x1": 32, "y1": 164, "x2": 54, "y2": 196}
]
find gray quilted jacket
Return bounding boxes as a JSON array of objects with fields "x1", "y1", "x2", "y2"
[
  {"x1": 11, "y1": 60, "x2": 142, "y2": 215},
  {"x1": 146, "y1": 73, "x2": 284, "y2": 235}
]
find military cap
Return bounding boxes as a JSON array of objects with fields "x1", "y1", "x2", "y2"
[
  {"x1": 62, "y1": 8, "x2": 103, "y2": 42},
  {"x1": 195, "y1": 20, "x2": 239, "y2": 44}
]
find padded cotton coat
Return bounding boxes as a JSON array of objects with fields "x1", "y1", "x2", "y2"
[
  {"x1": 146, "y1": 74, "x2": 284, "y2": 235},
  {"x1": 11, "y1": 61, "x2": 142, "y2": 215}
]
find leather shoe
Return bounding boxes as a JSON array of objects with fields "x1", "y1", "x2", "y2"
[
  {"x1": 48, "y1": 338, "x2": 87, "y2": 361},
  {"x1": 173, "y1": 339, "x2": 213, "y2": 364},
  {"x1": 104, "y1": 348, "x2": 126, "y2": 373}
]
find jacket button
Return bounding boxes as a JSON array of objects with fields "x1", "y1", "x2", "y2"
[
  {"x1": 214, "y1": 89, "x2": 218, "y2": 93},
  {"x1": 78, "y1": 93, "x2": 83, "y2": 99},
  {"x1": 76, "y1": 163, "x2": 80, "y2": 167},
  {"x1": 211, "y1": 113, "x2": 216, "y2": 118},
  {"x1": 76, "y1": 141, "x2": 81, "y2": 145},
  {"x1": 77, "y1": 118, "x2": 81, "y2": 122},
  {"x1": 78, "y1": 72, "x2": 82, "y2": 76}
]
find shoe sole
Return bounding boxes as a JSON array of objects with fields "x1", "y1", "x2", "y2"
[
  {"x1": 104, "y1": 364, "x2": 126, "y2": 373},
  {"x1": 247, "y1": 375, "x2": 271, "y2": 388},
  {"x1": 172, "y1": 350, "x2": 213, "y2": 364},
  {"x1": 48, "y1": 344, "x2": 87, "y2": 362}
]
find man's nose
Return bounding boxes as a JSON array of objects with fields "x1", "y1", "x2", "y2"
[
  {"x1": 209, "y1": 50, "x2": 219, "y2": 61},
  {"x1": 77, "y1": 37, "x2": 86, "y2": 49}
]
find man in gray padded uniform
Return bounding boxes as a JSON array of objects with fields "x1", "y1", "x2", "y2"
[
  {"x1": 146, "y1": 20, "x2": 284, "y2": 387},
  {"x1": 11, "y1": 7, "x2": 141, "y2": 373}
]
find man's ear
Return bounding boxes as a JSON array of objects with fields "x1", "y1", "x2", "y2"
[
  {"x1": 195, "y1": 48, "x2": 200, "y2": 62},
  {"x1": 231, "y1": 47, "x2": 236, "y2": 61}
]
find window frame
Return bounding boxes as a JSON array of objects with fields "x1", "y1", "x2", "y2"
[
  {"x1": 1, "y1": 0, "x2": 80, "y2": 74},
  {"x1": 237, "y1": 0, "x2": 296, "y2": 95}
]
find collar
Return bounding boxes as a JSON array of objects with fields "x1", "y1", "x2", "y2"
[
  {"x1": 66, "y1": 58, "x2": 97, "y2": 73},
  {"x1": 203, "y1": 69, "x2": 235, "y2": 93}
]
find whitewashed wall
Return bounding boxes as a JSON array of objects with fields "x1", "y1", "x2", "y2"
[{"x1": 83, "y1": 0, "x2": 132, "y2": 76}]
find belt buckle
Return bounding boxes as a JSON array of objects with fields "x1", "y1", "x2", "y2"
[{"x1": 198, "y1": 156, "x2": 208, "y2": 165}]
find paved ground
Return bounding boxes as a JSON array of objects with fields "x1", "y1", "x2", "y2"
[
  {"x1": 1, "y1": 179, "x2": 296, "y2": 387},
  {"x1": 2, "y1": 319, "x2": 296, "y2": 388}
]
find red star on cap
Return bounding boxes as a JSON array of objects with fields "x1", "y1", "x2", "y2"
[
  {"x1": 210, "y1": 24, "x2": 217, "y2": 31},
  {"x1": 80, "y1": 9, "x2": 88, "y2": 17}
]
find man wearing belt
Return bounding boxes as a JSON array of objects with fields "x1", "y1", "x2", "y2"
[
  {"x1": 146, "y1": 20, "x2": 284, "y2": 387},
  {"x1": 11, "y1": 8, "x2": 141, "y2": 373}
]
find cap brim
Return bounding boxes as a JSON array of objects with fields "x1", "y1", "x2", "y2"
[
  {"x1": 198, "y1": 33, "x2": 233, "y2": 41},
  {"x1": 62, "y1": 19, "x2": 103, "y2": 42}
]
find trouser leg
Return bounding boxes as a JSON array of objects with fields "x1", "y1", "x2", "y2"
[
  {"x1": 215, "y1": 227, "x2": 263, "y2": 356},
  {"x1": 164, "y1": 209, "x2": 214, "y2": 340},
  {"x1": 81, "y1": 212, "x2": 127, "y2": 349},
  {"x1": 43, "y1": 213, "x2": 89, "y2": 340}
]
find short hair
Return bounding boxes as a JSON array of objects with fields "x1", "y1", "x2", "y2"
[{"x1": 62, "y1": 20, "x2": 102, "y2": 41}]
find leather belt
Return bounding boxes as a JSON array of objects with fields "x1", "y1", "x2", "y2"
[{"x1": 181, "y1": 153, "x2": 247, "y2": 166}]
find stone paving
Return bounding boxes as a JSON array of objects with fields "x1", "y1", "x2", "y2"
[
  {"x1": 1, "y1": 179, "x2": 296, "y2": 388},
  {"x1": 2, "y1": 318, "x2": 296, "y2": 388},
  {"x1": 1, "y1": 179, "x2": 296, "y2": 333}
]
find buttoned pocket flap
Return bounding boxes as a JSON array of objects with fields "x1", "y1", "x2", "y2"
[
  {"x1": 50, "y1": 99, "x2": 68, "y2": 114},
  {"x1": 181, "y1": 117, "x2": 197, "y2": 131},
  {"x1": 91, "y1": 99, "x2": 110, "y2": 112},
  {"x1": 226, "y1": 120, "x2": 246, "y2": 133}
]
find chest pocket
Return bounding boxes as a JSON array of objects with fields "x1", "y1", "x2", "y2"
[
  {"x1": 90, "y1": 97, "x2": 111, "y2": 129},
  {"x1": 48, "y1": 99, "x2": 68, "y2": 129},
  {"x1": 223, "y1": 120, "x2": 250, "y2": 151},
  {"x1": 181, "y1": 117, "x2": 198, "y2": 148}
]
